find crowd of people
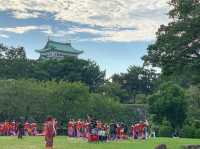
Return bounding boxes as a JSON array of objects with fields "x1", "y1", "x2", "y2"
[
  {"x1": 0, "y1": 118, "x2": 56, "y2": 149},
  {"x1": 0, "y1": 118, "x2": 153, "y2": 149},
  {"x1": 0, "y1": 121, "x2": 38, "y2": 136},
  {"x1": 131, "y1": 120, "x2": 149, "y2": 140},
  {"x1": 0, "y1": 119, "x2": 151, "y2": 139},
  {"x1": 67, "y1": 119, "x2": 150, "y2": 142}
]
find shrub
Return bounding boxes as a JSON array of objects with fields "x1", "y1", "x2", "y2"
[
  {"x1": 158, "y1": 120, "x2": 173, "y2": 137},
  {"x1": 194, "y1": 129, "x2": 200, "y2": 138},
  {"x1": 181, "y1": 125, "x2": 196, "y2": 138}
]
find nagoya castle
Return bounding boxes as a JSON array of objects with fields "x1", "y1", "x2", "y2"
[{"x1": 35, "y1": 39, "x2": 83, "y2": 60}]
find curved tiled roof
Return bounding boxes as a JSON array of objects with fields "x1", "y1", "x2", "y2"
[{"x1": 36, "y1": 40, "x2": 83, "y2": 54}]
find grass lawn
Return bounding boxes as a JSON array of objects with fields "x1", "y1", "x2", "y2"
[{"x1": 0, "y1": 136, "x2": 199, "y2": 149}]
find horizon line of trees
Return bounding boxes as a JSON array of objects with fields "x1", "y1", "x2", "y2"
[{"x1": 0, "y1": 42, "x2": 159, "y2": 104}]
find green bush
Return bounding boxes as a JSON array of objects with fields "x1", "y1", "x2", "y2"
[
  {"x1": 158, "y1": 120, "x2": 173, "y2": 137},
  {"x1": 181, "y1": 119, "x2": 200, "y2": 138},
  {"x1": 194, "y1": 129, "x2": 200, "y2": 138},
  {"x1": 181, "y1": 125, "x2": 196, "y2": 138},
  {"x1": 0, "y1": 79, "x2": 145, "y2": 126},
  {"x1": 148, "y1": 82, "x2": 187, "y2": 129}
]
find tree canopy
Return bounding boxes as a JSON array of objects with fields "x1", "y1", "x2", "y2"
[
  {"x1": 0, "y1": 44, "x2": 26, "y2": 60},
  {"x1": 148, "y1": 82, "x2": 187, "y2": 129},
  {"x1": 0, "y1": 79, "x2": 146, "y2": 125},
  {"x1": 0, "y1": 57, "x2": 105, "y2": 91},
  {"x1": 112, "y1": 66, "x2": 158, "y2": 103},
  {"x1": 143, "y1": 0, "x2": 200, "y2": 85}
]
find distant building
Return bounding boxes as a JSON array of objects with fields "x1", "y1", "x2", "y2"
[{"x1": 35, "y1": 39, "x2": 83, "y2": 60}]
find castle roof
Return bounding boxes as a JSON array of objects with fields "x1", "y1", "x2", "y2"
[{"x1": 35, "y1": 40, "x2": 83, "y2": 54}]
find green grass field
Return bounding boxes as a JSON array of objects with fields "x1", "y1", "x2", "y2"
[{"x1": 0, "y1": 136, "x2": 199, "y2": 149}]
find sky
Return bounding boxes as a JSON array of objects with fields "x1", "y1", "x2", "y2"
[{"x1": 0, "y1": 0, "x2": 170, "y2": 77}]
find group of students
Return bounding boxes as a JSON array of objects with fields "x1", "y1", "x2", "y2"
[
  {"x1": 67, "y1": 119, "x2": 150, "y2": 142},
  {"x1": 0, "y1": 118, "x2": 152, "y2": 149},
  {"x1": 131, "y1": 120, "x2": 149, "y2": 140},
  {"x1": 0, "y1": 121, "x2": 38, "y2": 136},
  {"x1": 68, "y1": 119, "x2": 110, "y2": 141}
]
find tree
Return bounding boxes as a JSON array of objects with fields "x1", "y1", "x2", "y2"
[
  {"x1": 36, "y1": 58, "x2": 105, "y2": 91},
  {"x1": 97, "y1": 81, "x2": 129, "y2": 103},
  {"x1": 112, "y1": 66, "x2": 158, "y2": 103},
  {"x1": 0, "y1": 44, "x2": 7, "y2": 59},
  {"x1": 148, "y1": 82, "x2": 187, "y2": 130},
  {"x1": 0, "y1": 59, "x2": 37, "y2": 80},
  {"x1": 0, "y1": 79, "x2": 143, "y2": 125},
  {"x1": 143, "y1": 0, "x2": 200, "y2": 85},
  {"x1": 0, "y1": 57, "x2": 105, "y2": 91},
  {"x1": 186, "y1": 85, "x2": 200, "y2": 121},
  {"x1": 0, "y1": 44, "x2": 26, "y2": 60}
]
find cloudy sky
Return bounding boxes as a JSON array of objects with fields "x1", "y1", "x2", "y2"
[{"x1": 0, "y1": 0, "x2": 170, "y2": 77}]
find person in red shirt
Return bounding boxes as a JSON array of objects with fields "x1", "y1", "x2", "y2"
[
  {"x1": 24, "y1": 121, "x2": 30, "y2": 136},
  {"x1": 85, "y1": 120, "x2": 90, "y2": 138},
  {"x1": 31, "y1": 123, "x2": 37, "y2": 136},
  {"x1": 68, "y1": 119, "x2": 74, "y2": 137},
  {"x1": 134, "y1": 124, "x2": 140, "y2": 139},
  {"x1": 116, "y1": 123, "x2": 121, "y2": 139},
  {"x1": 139, "y1": 123, "x2": 145, "y2": 139},
  {"x1": 81, "y1": 120, "x2": 86, "y2": 138},
  {"x1": 0, "y1": 123, "x2": 4, "y2": 136},
  {"x1": 11, "y1": 121, "x2": 17, "y2": 136},
  {"x1": 76, "y1": 119, "x2": 82, "y2": 137},
  {"x1": 119, "y1": 124, "x2": 124, "y2": 139},
  {"x1": 44, "y1": 116, "x2": 56, "y2": 149},
  {"x1": 4, "y1": 121, "x2": 10, "y2": 136}
]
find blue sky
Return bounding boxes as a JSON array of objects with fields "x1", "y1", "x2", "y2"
[{"x1": 0, "y1": 0, "x2": 169, "y2": 77}]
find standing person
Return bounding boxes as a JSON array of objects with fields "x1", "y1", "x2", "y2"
[
  {"x1": 31, "y1": 122, "x2": 38, "y2": 136},
  {"x1": 76, "y1": 119, "x2": 82, "y2": 137},
  {"x1": 144, "y1": 120, "x2": 149, "y2": 139},
  {"x1": 53, "y1": 118, "x2": 57, "y2": 136},
  {"x1": 131, "y1": 124, "x2": 135, "y2": 139},
  {"x1": 4, "y1": 120, "x2": 9, "y2": 136},
  {"x1": 10, "y1": 121, "x2": 15, "y2": 136},
  {"x1": 110, "y1": 123, "x2": 117, "y2": 140},
  {"x1": 68, "y1": 119, "x2": 74, "y2": 137},
  {"x1": 44, "y1": 116, "x2": 56, "y2": 149},
  {"x1": 0, "y1": 123, "x2": 3, "y2": 136},
  {"x1": 122, "y1": 123, "x2": 128, "y2": 139},
  {"x1": 17, "y1": 121, "x2": 24, "y2": 139},
  {"x1": 151, "y1": 129, "x2": 156, "y2": 138},
  {"x1": 116, "y1": 123, "x2": 121, "y2": 139},
  {"x1": 24, "y1": 121, "x2": 30, "y2": 136}
]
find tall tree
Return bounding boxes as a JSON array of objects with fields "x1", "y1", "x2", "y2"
[
  {"x1": 148, "y1": 82, "x2": 187, "y2": 130},
  {"x1": 187, "y1": 85, "x2": 200, "y2": 121},
  {"x1": 97, "y1": 81, "x2": 129, "y2": 103},
  {"x1": 112, "y1": 66, "x2": 158, "y2": 103},
  {"x1": 143, "y1": 0, "x2": 200, "y2": 85}
]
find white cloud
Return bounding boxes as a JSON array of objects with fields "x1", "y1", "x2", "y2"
[
  {"x1": 0, "y1": 34, "x2": 9, "y2": 38},
  {"x1": 0, "y1": 25, "x2": 51, "y2": 34},
  {"x1": 68, "y1": 27, "x2": 103, "y2": 35},
  {"x1": 0, "y1": 0, "x2": 170, "y2": 42}
]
